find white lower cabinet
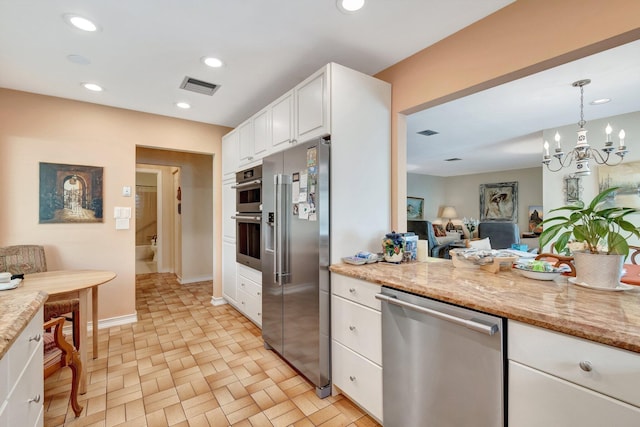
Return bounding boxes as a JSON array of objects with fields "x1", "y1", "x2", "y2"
[
  {"x1": 0, "y1": 307, "x2": 44, "y2": 427},
  {"x1": 236, "y1": 264, "x2": 262, "y2": 327},
  {"x1": 508, "y1": 320, "x2": 640, "y2": 426},
  {"x1": 222, "y1": 239, "x2": 237, "y2": 304},
  {"x1": 331, "y1": 275, "x2": 382, "y2": 422}
]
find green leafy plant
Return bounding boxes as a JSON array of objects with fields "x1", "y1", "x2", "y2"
[{"x1": 539, "y1": 186, "x2": 640, "y2": 256}]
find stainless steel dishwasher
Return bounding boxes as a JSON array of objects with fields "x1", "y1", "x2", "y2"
[{"x1": 376, "y1": 286, "x2": 505, "y2": 426}]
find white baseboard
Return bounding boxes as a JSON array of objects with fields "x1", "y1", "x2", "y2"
[
  {"x1": 91, "y1": 312, "x2": 138, "y2": 330},
  {"x1": 62, "y1": 312, "x2": 138, "y2": 336},
  {"x1": 210, "y1": 296, "x2": 227, "y2": 306},
  {"x1": 179, "y1": 275, "x2": 214, "y2": 284}
]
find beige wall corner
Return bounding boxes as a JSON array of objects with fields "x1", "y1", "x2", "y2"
[{"x1": 375, "y1": 0, "x2": 640, "y2": 229}]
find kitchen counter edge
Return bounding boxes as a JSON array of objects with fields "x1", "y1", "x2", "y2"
[
  {"x1": 0, "y1": 290, "x2": 48, "y2": 359},
  {"x1": 330, "y1": 260, "x2": 640, "y2": 354}
]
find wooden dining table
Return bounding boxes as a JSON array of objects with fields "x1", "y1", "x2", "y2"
[{"x1": 18, "y1": 269, "x2": 116, "y2": 393}]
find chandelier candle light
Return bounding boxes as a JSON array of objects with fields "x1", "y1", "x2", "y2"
[{"x1": 542, "y1": 79, "x2": 628, "y2": 176}]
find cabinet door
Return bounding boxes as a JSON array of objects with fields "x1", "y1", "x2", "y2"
[
  {"x1": 222, "y1": 239, "x2": 237, "y2": 304},
  {"x1": 253, "y1": 108, "x2": 270, "y2": 157},
  {"x1": 222, "y1": 129, "x2": 239, "y2": 179},
  {"x1": 295, "y1": 66, "x2": 330, "y2": 142},
  {"x1": 222, "y1": 180, "x2": 235, "y2": 240},
  {"x1": 509, "y1": 361, "x2": 640, "y2": 427},
  {"x1": 271, "y1": 90, "x2": 294, "y2": 149},
  {"x1": 238, "y1": 120, "x2": 254, "y2": 165}
]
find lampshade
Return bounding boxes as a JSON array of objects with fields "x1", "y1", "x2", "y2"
[{"x1": 441, "y1": 206, "x2": 458, "y2": 219}]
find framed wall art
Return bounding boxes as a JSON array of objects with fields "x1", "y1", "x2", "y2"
[
  {"x1": 407, "y1": 196, "x2": 424, "y2": 220},
  {"x1": 39, "y1": 162, "x2": 104, "y2": 223},
  {"x1": 564, "y1": 175, "x2": 582, "y2": 204},
  {"x1": 479, "y1": 181, "x2": 518, "y2": 222},
  {"x1": 598, "y1": 160, "x2": 640, "y2": 208}
]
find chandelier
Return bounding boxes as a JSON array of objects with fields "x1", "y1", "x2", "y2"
[{"x1": 542, "y1": 79, "x2": 628, "y2": 176}]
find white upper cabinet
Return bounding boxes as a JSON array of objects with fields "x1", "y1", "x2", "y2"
[
  {"x1": 295, "y1": 66, "x2": 330, "y2": 143},
  {"x1": 222, "y1": 129, "x2": 239, "y2": 178},
  {"x1": 271, "y1": 90, "x2": 294, "y2": 149},
  {"x1": 252, "y1": 108, "x2": 270, "y2": 157},
  {"x1": 238, "y1": 120, "x2": 254, "y2": 166}
]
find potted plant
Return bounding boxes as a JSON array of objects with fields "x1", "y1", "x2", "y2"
[{"x1": 539, "y1": 186, "x2": 640, "y2": 288}]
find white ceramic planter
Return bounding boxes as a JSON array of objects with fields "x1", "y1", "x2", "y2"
[{"x1": 574, "y1": 251, "x2": 624, "y2": 288}]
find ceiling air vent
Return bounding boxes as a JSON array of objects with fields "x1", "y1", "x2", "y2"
[
  {"x1": 180, "y1": 76, "x2": 220, "y2": 96},
  {"x1": 417, "y1": 129, "x2": 439, "y2": 136},
  {"x1": 445, "y1": 158, "x2": 462, "y2": 162}
]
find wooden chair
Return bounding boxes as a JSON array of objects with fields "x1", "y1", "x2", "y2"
[
  {"x1": 44, "y1": 316, "x2": 83, "y2": 417},
  {"x1": 0, "y1": 245, "x2": 80, "y2": 349}
]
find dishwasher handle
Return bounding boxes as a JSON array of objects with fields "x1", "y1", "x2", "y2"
[{"x1": 375, "y1": 293, "x2": 499, "y2": 336}]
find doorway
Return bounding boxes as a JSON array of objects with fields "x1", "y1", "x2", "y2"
[{"x1": 135, "y1": 168, "x2": 164, "y2": 274}]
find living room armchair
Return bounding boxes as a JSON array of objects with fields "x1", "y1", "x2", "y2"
[{"x1": 407, "y1": 220, "x2": 453, "y2": 258}]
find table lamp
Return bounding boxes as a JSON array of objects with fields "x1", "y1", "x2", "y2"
[{"x1": 441, "y1": 206, "x2": 458, "y2": 232}]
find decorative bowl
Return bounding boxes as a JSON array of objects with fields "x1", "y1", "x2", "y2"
[{"x1": 514, "y1": 264, "x2": 561, "y2": 281}]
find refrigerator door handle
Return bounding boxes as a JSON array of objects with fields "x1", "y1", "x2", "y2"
[{"x1": 274, "y1": 174, "x2": 282, "y2": 285}]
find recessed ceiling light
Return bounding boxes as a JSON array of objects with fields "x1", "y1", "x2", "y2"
[
  {"x1": 64, "y1": 14, "x2": 99, "y2": 32},
  {"x1": 82, "y1": 83, "x2": 103, "y2": 92},
  {"x1": 176, "y1": 102, "x2": 191, "y2": 109},
  {"x1": 590, "y1": 98, "x2": 611, "y2": 105},
  {"x1": 337, "y1": 0, "x2": 365, "y2": 13},
  {"x1": 202, "y1": 57, "x2": 224, "y2": 68}
]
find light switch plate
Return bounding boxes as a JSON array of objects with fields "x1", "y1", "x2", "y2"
[{"x1": 122, "y1": 186, "x2": 132, "y2": 197}]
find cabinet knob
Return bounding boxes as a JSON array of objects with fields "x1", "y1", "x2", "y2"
[
  {"x1": 257, "y1": 292, "x2": 261, "y2": 296},
  {"x1": 579, "y1": 360, "x2": 593, "y2": 372},
  {"x1": 349, "y1": 288, "x2": 356, "y2": 293},
  {"x1": 241, "y1": 301, "x2": 245, "y2": 305},
  {"x1": 349, "y1": 376, "x2": 356, "y2": 382},
  {"x1": 258, "y1": 312, "x2": 261, "y2": 316},
  {"x1": 248, "y1": 156, "x2": 254, "y2": 160},
  {"x1": 349, "y1": 325, "x2": 356, "y2": 331},
  {"x1": 29, "y1": 334, "x2": 41, "y2": 342},
  {"x1": 28, "y1": 394, "x2": 41, "y2": 403}
]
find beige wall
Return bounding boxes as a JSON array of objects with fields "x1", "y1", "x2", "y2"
[
  {"x1": 0, "y1": 88, "x2": 230, "y2": 321},
  {"x1": 375, "y1": 0, "x2": 640, "y2": 230},
  {"x1": 408, "y1": 168, "x2": 543, "y2": 237}
]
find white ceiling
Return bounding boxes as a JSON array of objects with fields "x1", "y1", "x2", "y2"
[
  {"x1": 0, "y1": 0, "x2": 512, "y2": 128},
  {"x1": 407, "y1": 39, "x2": 640, "y2": 177}
]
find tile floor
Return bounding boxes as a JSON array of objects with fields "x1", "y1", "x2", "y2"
[{"x1": 44, "y1": 273, "x2": 380, "y2": 427}]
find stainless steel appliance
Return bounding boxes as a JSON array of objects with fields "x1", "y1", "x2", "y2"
[
  {"x1": 234, "y1": 165, "x2": 262, "y2": 213},
  {"x1": 234, "y1": 212, "x2": 262, "y2": 271},
  {"x1": 262, "y1": 137, "x2": 331, "y2": 398},
  {"x1": 234, "y1": 165, "x2": 262, "y2": 271},
  {"x1": 376, "y1": 287, "x2": 505, "y2": 426}
]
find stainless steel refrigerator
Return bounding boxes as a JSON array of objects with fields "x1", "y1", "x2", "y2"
[{"x1": 261, "y1": 137, "x2": 331, "y2": 398}]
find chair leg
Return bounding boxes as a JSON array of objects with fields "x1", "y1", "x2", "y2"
[
  {"x1": 68, "y1": 349, "x2": 84, "y2": 417},
  {"x1": 72, "y1": 311, "x2": 80, "y2": 352}
]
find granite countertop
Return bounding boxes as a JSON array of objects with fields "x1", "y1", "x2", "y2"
[
  {"x1": 0, "y1": 290, "x2": 48, "y2": 359},
  {"x1": 330, "y1": 259, "x2": 640, "y2": 353}
]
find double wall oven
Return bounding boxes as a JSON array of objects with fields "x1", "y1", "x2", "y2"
[{"x1": 233, "y1": 165, "x2": 262, "y2": 271}]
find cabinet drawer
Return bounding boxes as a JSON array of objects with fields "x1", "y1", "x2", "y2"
[
  {"x1": 332, "y1": 341, "x2": 382, "y2": 422},
  {"x1": 238, "y1": 275, "x2": 261, "y2": 299},
  {"x1": 238, "y1": 289, "x2": 262, "y2": 327},
  {"x1": 0, "y1": 350, "x2": 8, "y2": 403},
  {"x1": 8, "y1": 308, "x2": 43, "y2": 387},
  {"x1": 331, "y1": 295, "x2": 381, "y2": 365},
  {"x1": 509, "y1": 320, "x2": 640, "y2": 407},
  {"x1": 6, "y1": 340, "x2": 43, "y2": 427},
  {"x1": 331, "y1": 275, "x2": 380, "y2": 311},
  {"x1": 237, "y1": 264, "x2": 261, "y2": 284},
  {"x1": 509, "y1": 361, "x2": 640, "y2": 426}
]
